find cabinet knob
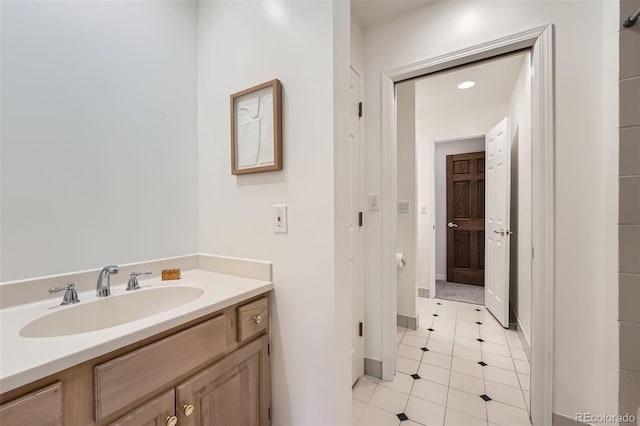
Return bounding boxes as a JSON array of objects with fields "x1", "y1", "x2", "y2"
[
  {"x1": 254, "y1": 315, "x2": 262, "y2": 324},
  {"x1": 183, "y1": 404, "x2": 195, "y2": 416},
  {"x1": 166, "y1": 416, "x2": 178, "y2": 426}
]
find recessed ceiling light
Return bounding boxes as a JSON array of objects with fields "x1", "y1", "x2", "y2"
[{"x1": 458, "y1": 81, "x2": 476, "y2": 90}]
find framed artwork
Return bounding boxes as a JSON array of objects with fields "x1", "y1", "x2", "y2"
[{"x1": 230, "y1": 79, "x2": 282, "y2": 175}]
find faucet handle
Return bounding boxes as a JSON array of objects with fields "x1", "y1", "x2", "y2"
[
  {"x1": 126, "y1": 271, "x2": 152, "y2": 291},
  {"x1": 49, "y1": 283, "x2": 80, "y2": 305}
]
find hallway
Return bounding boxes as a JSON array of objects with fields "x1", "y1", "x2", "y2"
[{"x1": 352, "y1": 297, "x2": 531, "y2": 425}]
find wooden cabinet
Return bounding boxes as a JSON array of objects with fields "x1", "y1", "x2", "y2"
[
  {"x1": 0, "y1": 382, "x2": 62, "y2": 426},
  {"x1": 0, "y1": 294, "x2": 270, "y2": 426},
  {"x1": 176, "y1": 335, "x2": 270, "y2": 426}
]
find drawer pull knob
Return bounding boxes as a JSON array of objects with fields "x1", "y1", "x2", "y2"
[
  {"x1": 254, "y1": 315, "x2": 262, "y2": 324},
  {"x1": 183, "y1": 404, "x2": 195, "y2": 416},
  {"x1": 166, "y1": 416, "x2": 178, "y2": 426}
]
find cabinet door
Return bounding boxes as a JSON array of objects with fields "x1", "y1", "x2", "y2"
[
  {"x1": 176, "y1": 335, "x2": 270, "y2": 426},
  {"x1": 0, "y1": 382, "x2": 62, "y2": 426},
  {"x1": 108, "y1": 389, "x2": 176, "y2": 426}
]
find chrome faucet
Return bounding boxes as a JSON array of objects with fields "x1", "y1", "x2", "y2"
[
  {"x1": 49, "y1": 283, "x2": 80, "y2": 305},
  {"x1": 97, "y1": 265, "x2": 119, "y2": 297}
]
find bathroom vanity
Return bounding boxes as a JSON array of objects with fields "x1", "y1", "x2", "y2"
[{"x1": 0, "y1": 259, "x2": 273, "y2": 426}]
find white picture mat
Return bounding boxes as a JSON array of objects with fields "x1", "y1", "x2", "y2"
[{"x1": 234, "y1": 86, "x2": 275, "y2": 169}]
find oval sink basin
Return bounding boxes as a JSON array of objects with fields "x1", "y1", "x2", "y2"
[{"x1": 20, "y1": 286, "x2": 204, "y2": 338}]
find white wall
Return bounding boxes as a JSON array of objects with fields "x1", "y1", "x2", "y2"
[
  {"x1": 507, "y1": 54, "x2": 532, "y2": 348},
  {"x1": 433, "y1": 137, "x2": 485, "y2": 280},
  {"x1": 0, "y1": 1, "x2": 198, "y2": 281},
  {"x1": 197, "y1": 2, "x2": 350, "y2": 424},
  {"x1": 396, "y1": 81, "x2": 416, "y2": 319},
  {"x1": 363, "y1": 1, "x2": 617, "y2": 419}
]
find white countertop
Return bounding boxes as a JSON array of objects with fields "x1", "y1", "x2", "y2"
[{"x1": 0, "y1": 269, "x2": 273, "y2": 393}]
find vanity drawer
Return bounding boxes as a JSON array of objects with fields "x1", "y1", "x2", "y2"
[
  {"x1": 0, "y1": 382, "x2": 62, "y2": 426},
  {"x1": 94, "y1": 315, "x2": 227, "y2": 421},
  {"x1": 237, "y1": 297, "x2": 269, "y2": 344}
]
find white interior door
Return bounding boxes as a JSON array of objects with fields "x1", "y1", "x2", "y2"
[
  {"x1": 349, "y1": 67, "x2": 365, "y2": 384},
  {"x1": 485, "y1": 117, "x2": 511, "y2": 327}
]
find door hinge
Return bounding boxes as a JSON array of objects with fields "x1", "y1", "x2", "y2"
[
  {"x1": 359, "y1": 322, "x2": 363, "y2": 337},
  {"x1": 358, "y1": 101, "x2": 363, "y2": 118},
  {"x1": 268, "y1": 343, "x2": 270, "y2": 356},
  {"x1": 358, "y1": 211, "x2": 363, "y2": 227},
  {"x1": 268, "y1": 407, "x2": 271, "y2": 423},
  {"x1": 531, "y1": 247, "x2": 535, "y2": 259}
]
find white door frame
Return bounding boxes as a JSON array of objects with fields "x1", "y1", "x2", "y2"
[
  {"x1": 380, "y1": 25, "x2": 554, "y2": 425},
  {"x1": 350, "y1": 65, "x2": 365, "y2": 384}
]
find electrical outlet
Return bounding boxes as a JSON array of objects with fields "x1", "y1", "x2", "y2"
[
  {"x1": 398, "y1": 200, "x2": 411, "y2": 213},
  {"x1": 273, "y1": 204, "x2": 287, "y2": 233},
  {"x1": 368, "y1": 194, "x2": 380, "y2": 211}
]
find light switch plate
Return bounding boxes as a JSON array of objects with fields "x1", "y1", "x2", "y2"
[
  {"x1": 398, "y1": 200, "x2": 411, "y2": 213},
  {"x1": 273, "y1": 204, "x2": 287, "y2": 233},
  {"x1": 368, "y1": 194, "x2": 380, "y2": 211}
]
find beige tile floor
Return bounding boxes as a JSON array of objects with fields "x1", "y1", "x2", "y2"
[{"x1": 352, "y1": 297, "x2": 531, "y2": 426}]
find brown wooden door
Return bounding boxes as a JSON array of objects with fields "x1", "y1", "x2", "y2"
[
  {"x1": 446, "y1": 151, "x2": 485, "y2": 286},
  {"x1": 176, "y1": 335, "x2": 270, "y2": 426}
]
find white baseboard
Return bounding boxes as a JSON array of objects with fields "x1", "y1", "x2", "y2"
[
  {"x1": 364, "y1": 358, "x2": 382, "y2": 379},
  {"x1": 514, "y1": 311, "x2": 531, "y2": 361},
  {"x1": 435, "y1": 274, "x2": 446, "y2": 281}
]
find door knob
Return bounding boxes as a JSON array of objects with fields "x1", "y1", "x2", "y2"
[
  {"x1": 447, "y1": 222, "x2": 458, "y2": 228},
  {"x1": 166, "y1": 416, "x2": 178, "y2": 426},
  {"x1": 183, "y1": 404, "x2": 194, "y2": 416},
  {"x1": 254, "y1": 315, "x2": 262, "y2": 324},
  {"x1": 493, "y1": 229, "x2": 505, "y2": 236}
]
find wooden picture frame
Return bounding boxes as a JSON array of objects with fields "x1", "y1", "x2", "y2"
[{"x1": 230, "y1": 79, "x2": 282, "y2": 175}]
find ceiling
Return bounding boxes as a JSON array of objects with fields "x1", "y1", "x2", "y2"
[
  {"x1": 351, "y1": 0, "x2": 433, "y2": 28},
  {"x1": 413, "y1": 52, "x2": 529, "y2": 113}
]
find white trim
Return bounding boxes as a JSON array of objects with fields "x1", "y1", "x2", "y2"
[
  {"x1": 384, "y1": 26, "x2": 548, "y2": 82},
  {"x1": 512, "y1": 305, "x2": 532, "y2": 361},
  {"x1": 529, "y1": 25, "x2": 554, "y2": 426},
  {"x1": 435, "y1": 274, "x2": 447, "y2": 281},
  {"x1": 349, "y1": 61, "x2": 366, "y2": 384},
  {"x1": 381, "y1": 74, "x2": 397, "y2": 380},
  {"x1": 380, "y1": 25, "x2": 554, "y2": 424},
  {"x1": 516, "y1": 313, "x2": 531, "y2": 361}
]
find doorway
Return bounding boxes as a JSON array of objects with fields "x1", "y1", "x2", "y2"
[
  {"x1": 376, "y1": 25, "x2": 554, "y2": 425},
  {"x1": 357, "y1": 51, "x2": 534, "y2": 425},
  {"x1": 409, "y1": 51, "x2": 529, "y2": 331}
]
